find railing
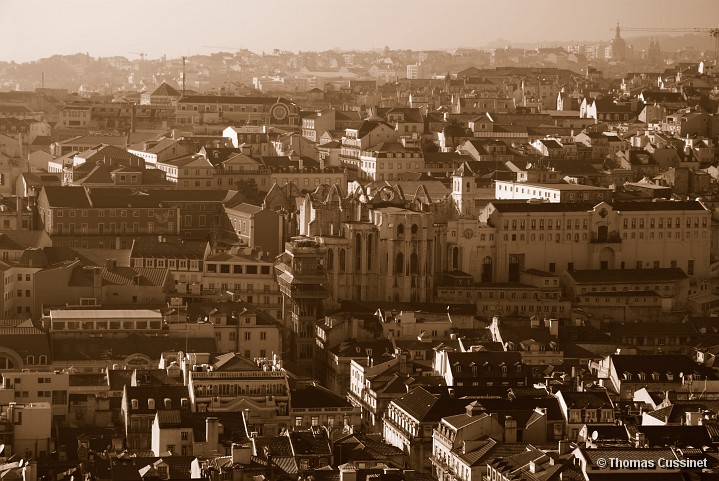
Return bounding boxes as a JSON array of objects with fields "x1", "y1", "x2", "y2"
[{"x1": 590, "y1": 232, "x2": 622, "y2": 243}]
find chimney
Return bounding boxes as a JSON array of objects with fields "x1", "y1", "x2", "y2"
[
  {"x1": 230, "y1": 442, "x2": 251, "y2": 465},
  {"x1": 558, "y1": 440, "x2": 571, "y2": 455},
  {"x1": 206, "y1": 417, "x2": 220, "y2": 448},
  {"x1": 548, "y1": 318, "x2": 559, "y2": 337},
  {"x1": 504, "y1": 416, "x2": 517, "y2": 443},
  {"x1": 339, "y1": 464, "x2": 357, "y2": 481},
  {"x1": 529, "y1": 460, "x2": 542, "y2": 474}
]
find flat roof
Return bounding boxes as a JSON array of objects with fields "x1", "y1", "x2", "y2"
[
  {"x1": 50, "y1": 309, "x2": 163, "y2": 319},
  {"x1": 496, "y1": 181, "x2": 608, "y2": 191}
]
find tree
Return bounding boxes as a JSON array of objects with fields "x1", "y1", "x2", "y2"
[
  {"x1": 235, "y1": 178, "x2": 265, "y2": 205},
  {"x1": 421, "y1": 138, "x2": 439, "y2": 153},
  {"x1": 443, "y1": 118, "x2": 466, "y2": 151}
]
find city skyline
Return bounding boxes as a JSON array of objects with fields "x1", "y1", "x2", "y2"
[{"x1": 1, "y1": 0, "x2": 718, "y2": 63}]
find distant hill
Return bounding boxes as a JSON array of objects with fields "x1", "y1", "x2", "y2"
[{"x1": 482, "y1": 32, "x2": 712, "y2": 54}]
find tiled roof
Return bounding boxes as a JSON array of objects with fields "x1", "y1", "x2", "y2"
[
  {"x1": 156, "y1": 409, "x2": 185, "y2": 427},
  {"x1": 179, "y1": 95, "x2": 294, "y2": 105},
  {"x1": 607, "y1": 322, "x2": 697, "y2": 336},
  {"x1": 567, "y1": 268, "x2": 687, "y2": 284},
  {"x1": 558, "y1": 390, "x2": 613, "y2": 409},
  {"x1": 0, "y1": 327, "x2": 51, "y2": 358},
  {"x1": 253, "y1": 435, "x2": 293, "y2": 457},
  {"x1": 124, "y1": 385, "x2": 191, "y2": 414},
  {"x1": 0, "y1": 230, "x2": 50, "y2": 250},
  {"x1": 289, "y1": 430, "x2": 332, "y2": 455},
  {"x1": 41, "y1": 185, "x2": 92, "y2": 208},
  {"x1": 611, "y1": 354, "x2": 718, "y2": 380},
  {"x1": 211, "y1": 353, "x2": 262, "y2": 372},
  {"x1": 190, "y1": 412, "x2": 248, "y2": 443},
  {"x1": 149, "y1": 189, "x2": 234, "y2": 203},
  {"x1": 611, "y1": 200, "x2": 706, "y2": 211},
  {"x1": 391, "y1": 386, "x2": 439, "y2": 420},
  {"x1": 68, "y1": 265, "x2": 169, "y2": 287},
  {"x1": 52, "y1": 334, "x2": 217, "y2": 362},
  {"x1": 130, "y1": 237, "x2": 207, "y2": 259},
  {"x1": 489, "y1": 202, "x2": 594, "y2": 213},
  {"x1": 291, "y1": 384, "x2": 351, "y2": 409},
  {"x1": 151, "y1": 83, "x2": 181, "y2": 97}
]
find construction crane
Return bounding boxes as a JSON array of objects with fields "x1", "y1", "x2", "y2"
[
  {"x1": 614, "y1": 25, "x2": 719, "y2": 62},
  {"x1": 129, "y1": 51, "x2": 147, "y2": 61}
]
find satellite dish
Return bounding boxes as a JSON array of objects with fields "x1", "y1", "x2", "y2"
[{"x1": 591, "y1": 431, "x2": 599, "y2": 441}]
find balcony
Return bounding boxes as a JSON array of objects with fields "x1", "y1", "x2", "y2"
[
  {"x1": 429, "y1": 454, "x2": 456, "y2": 476},
  {"x1": 590, "y1": 231, "x2": 622, "y2": 244}
]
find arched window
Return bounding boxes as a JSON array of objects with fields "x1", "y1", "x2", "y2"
[
  {"x1": 164, "y1": 398, "x2": 172, "y2": 409},
  {"x1": 25, "y1": 355, "x2": 34, "y2": 365},
  {"x1": 339, "y1": 249, "x2": 346, "y2": 272},
  {"x1": 411, "y1": 224, "x2": 418, "y2": 237},
  {"x1": 397, "y1": 224, "x2": 405, "y2": 238},
  {"x1": 410, "y1": 253, "x2": 419, "y2": 275},
  {"x1": 355, "y1": 234, "x2": 362, "y2": 271},
  {"x1": 327, "y1": 249, "x2": 334, "y2": 271},
  {"x1": 148, "y1": 398, "x2": 155, "y2": 410},
  {"x1": 39, "y1": 355, "x2": 47, "y2": 364},
  {"x1": 131, "y1": 399, "x2": 139, "y2": 410},
  {"x1": 452, "y1": 247, "x2": 459, "y2": 269},
  {"x1": 367, "y1": 234, "x2": 374, "y2": 270},
  {"x1": 395, "y1": 252, "x2": 404, "y2": 275}
]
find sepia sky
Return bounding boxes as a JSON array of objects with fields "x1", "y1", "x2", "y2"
[{"x1": 1, "y1": 0, "x2": 717, "y2": 62}]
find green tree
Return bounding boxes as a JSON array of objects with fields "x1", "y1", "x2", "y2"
[{"x1": 443, "y1": 118, "x2": 466, "y2": 151}]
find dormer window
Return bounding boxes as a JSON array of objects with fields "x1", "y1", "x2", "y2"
[
  {"x1": 651, "y1": 372, "x2": 660, "y2": 381},
  {"x1": 131, "y1": 399, "x2": 139, "y2": 409},
  {"x1": 181, "y1": 398, "x2": 189, "y2": 408},
  {"x1": 148, "y1": 398, "x2": 155, "y2": 410},
  {"x1": 666, "y1": 372, "x2": 674, "y2": 381},
  {"x1": 164, "y1": 398, "x2": 172, "y2": 409},
  {"x1": 637, "y1": 372, "x2": 645, "y2": 381}
]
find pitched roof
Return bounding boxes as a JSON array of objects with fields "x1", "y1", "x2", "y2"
[
  {"x1": 52, "y1": 333, "x2": 217, "y2": 362},
  {"x1": 567, "y1": 268, "x2": 687, "y2": 284},
  {"x1": 291, "y1": 384, "x2": 351, "y2": 409},
  {"x1": 151, "y1": 83, "x2": 181, "y2": 97},
  {"x1": 41, "y1": 186, "x2": 91, "y2": 208},
  {"x1": 610, "y1": 354, "x2": 718, "y2": 380},
  {"x1": 178, "y1": 95, "x2": 294, "y2": 105}
]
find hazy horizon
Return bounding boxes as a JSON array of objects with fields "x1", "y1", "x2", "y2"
[{"x1": 1, "y1": 0, "x2": 718, "y2": 63}]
